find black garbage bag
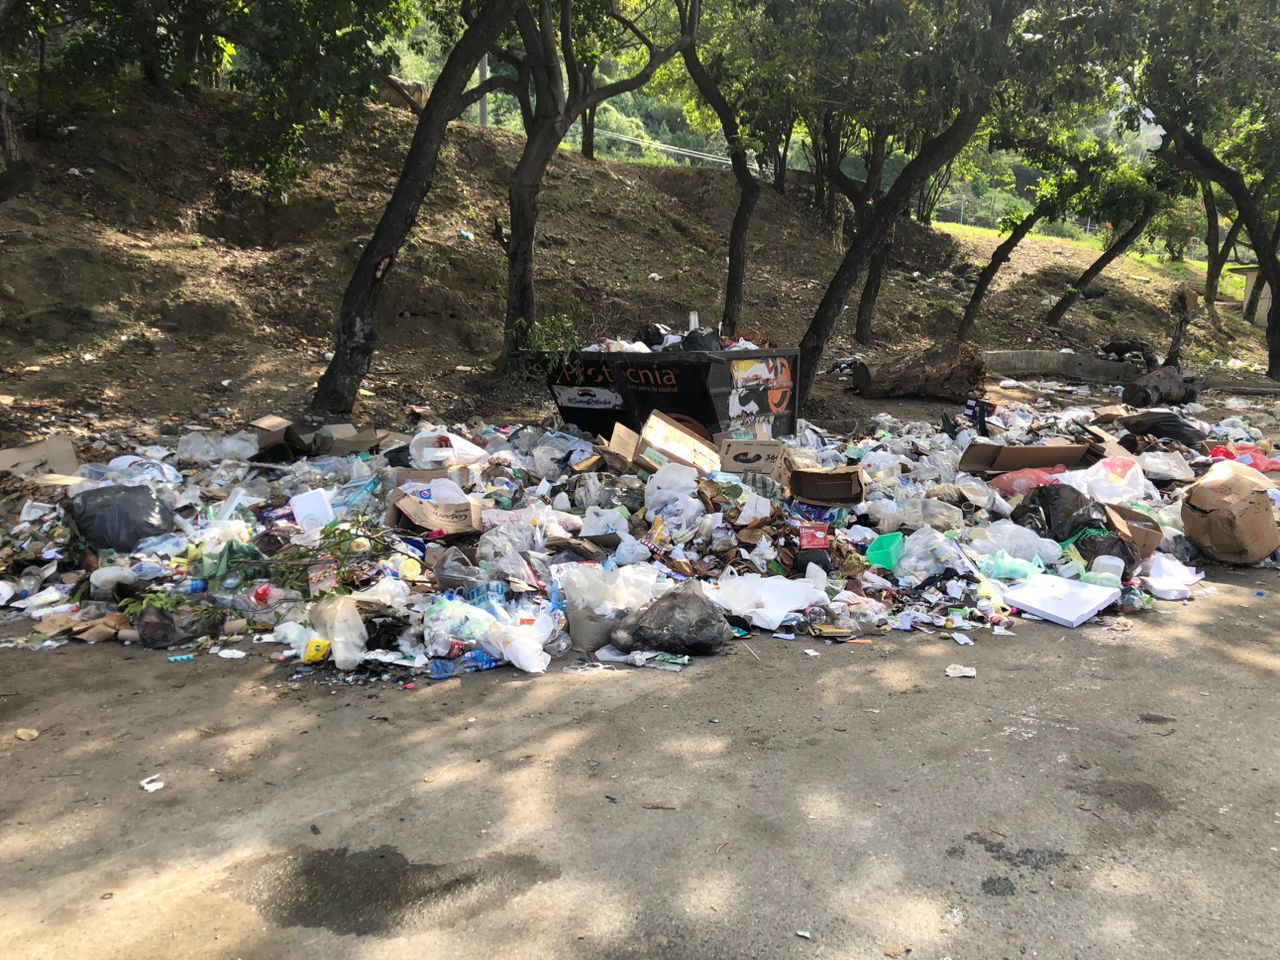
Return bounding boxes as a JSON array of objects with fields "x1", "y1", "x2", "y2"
[
  {"x1": 678, "y1": 328, "x2": 724, "y2": 352},
  {"x1": 384, "y1": 444, "x2": 414, "y2": 468},
  {"x1": 1074, "y1": 534, "x2": 1142, "y2": 580},
  {"x1": 1117, "y1": 411, "x2": 1207, "y2": 446},
  {"x1": 636, "y1": 322, "x2": 674, "y2": 348},
  {"x1": 611, "y1": 580, "x2": 730, "y2": 655},
  {"x1": 1010, "y1": 485, "x2": 1107, "y2": 543},
  {"x1": 68, "y1": 485, "x2": 175, "y2": 552}
]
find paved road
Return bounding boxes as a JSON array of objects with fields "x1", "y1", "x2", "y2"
[{"x1": 1, "y1": 567, "x2": 1277, "y2": 959}]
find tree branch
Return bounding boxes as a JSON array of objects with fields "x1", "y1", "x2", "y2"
[{"x1": 452, "y1": 74, "x2": 521, "y2": 119}]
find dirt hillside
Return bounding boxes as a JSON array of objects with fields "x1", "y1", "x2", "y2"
[{"x1": 0, "y1": 88, "x2": 1269, "y2": 445}]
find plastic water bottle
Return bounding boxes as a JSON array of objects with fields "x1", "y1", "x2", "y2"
[{"x1": 427, "y1": 651, "x2": 503, "y2": 679}]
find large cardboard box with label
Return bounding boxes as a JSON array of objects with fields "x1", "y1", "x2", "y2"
[{"x1": 1181, "y1": 460, "x2": 1280, "y2": 564}]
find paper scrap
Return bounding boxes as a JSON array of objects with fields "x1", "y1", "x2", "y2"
[
  {"x1": 15, "y1": 728, "x2": 39, "y2": 741},
  {"x1": 140, "y1": 775, "x2": 165, "y2": 792},
  {"x1": 944, "y1": 664, "x2": 977, "y2": 678}
]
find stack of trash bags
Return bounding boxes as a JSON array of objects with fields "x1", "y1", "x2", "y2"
[{"x1": 0, "y1": 393, "x2": 1277, "y2": 679}]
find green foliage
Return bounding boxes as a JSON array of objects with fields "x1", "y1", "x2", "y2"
[
  {"x1": 4, "y1": 0, "x2": 419, "y2": 195},
  {"x1": 118, "y1": 590, "x2": 181, "y2": 618},
  {"x1": 1141, "y1": 194, "x2": 1204, "y2": 261},
  {"x1": 1033, "y1": 218, "x2": 1087, "y2": 240}
]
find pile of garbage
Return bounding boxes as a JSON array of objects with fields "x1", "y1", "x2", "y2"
[{"x1": 0, "y1": 392, "x2": 1277, "y2": 681}]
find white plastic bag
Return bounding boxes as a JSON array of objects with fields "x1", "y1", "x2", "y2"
[
  {"x1": 645, "y1": 463, "x2": 699, "y2": 512},
  {"x1": 1140, "y1": 553, "x2": 1204, "y2": 600},
  {"x1": 487, "y1": 614, "x2": 555, "y2": 672},
  {"x1": 705, "y1": 570, "x2": 826, "y2": 630},
  {"x1": 581, "y1": 505, "x2": 630, "y2": 537},
  {"x1": 557, "y1": 564, "x2": 672, "y2": 652},
  {"x1": 613, "y1": 535, "x2": 652, "y2": 565},
  {"x1": 311, "y1": 596, "x2": 368, "y2": 670},
  {"x1": 735, "y1": 492, "x2": 772, "y2": 526}
]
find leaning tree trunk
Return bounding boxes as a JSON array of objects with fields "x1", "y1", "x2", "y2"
[
  {"x1": 680, "y1": 43, "x2": 760, "y2": 337},
  {"x1": 313, "y1": 0, "x2": 518, "y2": 414},
  {"x1": 798, "y1": 105, "x2": 985, "y2": 402},
  {"x1": 854, "y1": 242, "x2": 888, "y2": 346},
  {"x1": 957, "y1": 190, "x2": 1076, "y2": 339},
  {"x1": 1044, "y1": 204, "x2": 1157, "y2": 331}
]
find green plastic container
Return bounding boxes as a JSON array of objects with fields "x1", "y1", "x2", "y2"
[{"x1": 866, "y1": 532, "x2": 905, "y2": 570}]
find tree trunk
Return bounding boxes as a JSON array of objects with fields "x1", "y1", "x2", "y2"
[
  {"x1": 500, "y1": 127, "x2": 560, "y2": 367},
  {"x1": 1205, "y1": 217, "x2": 1243, "y2": 311},
  {"x1": 854, "y1": 242, "x2": 888, "y2": 346},
  {"x1": 798, "y1": 105, "x2": 984, "y2": 402},
  {"x1": 1163, "y1": 287, "x2": 1195, "y2": 370},
  {"x1": 312, "y1": 0, "x2": 518, "y2": 415},
  {"x1": 581, "y1": 105, "x2": 595, "y2": 159},
  {"x1": 958, "y1": 203, "x2": 1047, "y2": 340},
  {"x1": 1244, "y1": 266, "x2": 1266, "y2": 324},
  {"x1": 773, "y1": 124, "x2": 791, "y2": 195},
  {"x1": 1157, "y1": 128, "x2": 1280, "y2": 378},
  {"x1": 1044, "y1": 204, "x2": 1157, "y2": 331},
  {"x1": 680, "y1": 43, "x2": 760, "y2": 337},
  {"x1": 0, "y1": 43, "x2": 32, "y2": 203}
]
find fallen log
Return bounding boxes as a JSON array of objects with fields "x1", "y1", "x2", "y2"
[
  {"x1": 1121, "y1": 365, "x2": 1205, "y2": 406},
  {"x1": 850, "y1": 340, "x2": 985, "y2": 401}
]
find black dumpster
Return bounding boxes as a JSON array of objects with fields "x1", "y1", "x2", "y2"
[{"x1": 547, "y1": 348, "x2": 799, "y2": 440}]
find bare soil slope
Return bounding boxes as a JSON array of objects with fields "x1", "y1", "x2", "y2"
[{"x1": 0, "y1": 89, "x2": 1268, "y2": 443}]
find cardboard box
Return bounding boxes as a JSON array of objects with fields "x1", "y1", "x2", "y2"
[
  {"x1": 603, "y1": 413, "x2": 721, "y2": 475},
  {"x1": 1181, "y1": 460, "x2": 1280, "y2": 564},
  {"x1": 395, "y1": 493, "x2": 486, "y2": 535},
  {"x1": 957, "y1": 440, "x2": 1089, "y2": 475},
  {"x1": 719, "y1": 439, "x2": 786, "y2": 479},
  {"x1": 0, "y1": 435, "x2": 78, "y2": 476},
  {"x1": 785, "y1": 456, "x2": 866, "y2": 506},
  {"x1": 637, "y1": 412, "x2": 721, "y2": 474},
  {"x1": 382, "y1": 467, "x2": 451, "y2": 530},
  {"x1": 314, "y1": 423, "x2": 381, "y2": 456},
  {"x1": 1103, "y1": 504, "x2": 1163, "y2": 559},
  {"x1": 250, "y1": 415, "x2": 293, "y2": 449}
]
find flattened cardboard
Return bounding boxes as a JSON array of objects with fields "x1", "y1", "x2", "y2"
[
  {"x1": 0, "y1": 435, "x2": 78, "y2": 476},
  {"x1": 720, "y1": 439, "x2": 785, "y2": 479},
  {"x1": 1181, "y1": 460, "x2": 1280, "y2": 564},
  {"x1": 957, "y1": 441, "x2": 1089, "y2": 475},
  {"x1": 1103, "y1": 504, "x2": 1162, "y2": 559}
]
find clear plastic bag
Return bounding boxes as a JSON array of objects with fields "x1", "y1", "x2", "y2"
[
  {"x1": 420, "y1": 595, "x2": 500, "y2": 656},
  {"x1": 1059, "y1": 457, "x2": 1147, "y2": 505},
  {"x1": 969, "y1": 519, "x2": 1062, "y2": 565},
  {"x1": 311, "y1": 596, "x2": 368, "y2": 670},
  {"x1": 892, "y1": 526, "x2": 966, "y2": 585}
]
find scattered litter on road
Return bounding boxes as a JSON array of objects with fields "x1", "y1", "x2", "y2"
[
  {"x1": 139, "y1": 775, "x2": 165, "y2": 792},
  {"x1": 945, "y1": 664, "x2": 978, "y2": 678},
  {"x1": 15, "y1": 727, "x2": 39, "y2": 741}
]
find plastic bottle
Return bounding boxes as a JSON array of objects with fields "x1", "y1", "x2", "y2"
[
  {"x1": 427, "y1": 650, "x2": 504, "y2": 679},
  {"x1": 16, "y1": 567, "x2": 44, "y2": 599}
]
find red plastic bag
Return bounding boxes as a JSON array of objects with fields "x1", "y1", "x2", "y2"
[{"x1": 987, "y1": 465, "x2": 1066, "y2": 498}]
